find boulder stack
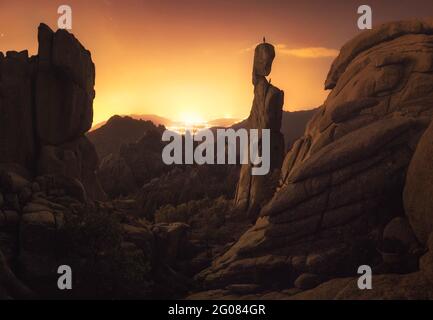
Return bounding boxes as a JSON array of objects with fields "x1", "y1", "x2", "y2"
[{"x1": 234, "y1": 41, "x2": 285, "y2": 221}]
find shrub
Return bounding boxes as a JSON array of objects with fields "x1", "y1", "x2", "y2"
[{"x1": 56, "y1": 207, "x2": 152, "y2": 299}]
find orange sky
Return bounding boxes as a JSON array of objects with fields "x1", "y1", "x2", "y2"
[{"x1": 2, "y1": 0, "x2": 433, "y2": 124}]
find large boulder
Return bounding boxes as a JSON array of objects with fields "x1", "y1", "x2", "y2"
[
  {"x1": 18, "y1": 210, "x2": 61, "y2": 284},
  {"x1": 0, "y1": 171, "x2": 30, "y2": 193},
  {"x1": 325, "y1": 19, "x2": 433, "y2": 90},
  {"x1": 199, "y1": 20, "x2": 433, "y2": 289},
  {"x1": 253, "y1": 42, "x2": 275, "y2": 80},
  {"x1": 153, "y1": 222, "x2": 191, "y2": 265},
  {"x1": 38, "y1": 136, "x2": 106, "y2": 200},
  {"x1": 291, "y1": 232, "x2": 433, "y2": 300},
  {"x1": 0, "y1": 249, "x2": 33, "y2": 299},
  {"x1": 404, "y1": 120, "x2": 433, "y2": 244},
  {"x1": 36, "y1": 24, "x2": 94, "y2": 145},
  {"x1": 382, "y1": 216, "x2": 419, "y2": 251}
]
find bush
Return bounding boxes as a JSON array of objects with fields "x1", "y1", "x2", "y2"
[
  {"x1": 56, "y1": 207, "x2": 152, "y2": 299},
  {"x1": 153, "y1": 196, "x2": 233, "y2": 245},
  {"x1": 154, "y1": 198, "x2": 215, "y2": 224}
]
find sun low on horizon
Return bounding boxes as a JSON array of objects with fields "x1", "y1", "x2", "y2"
[{"x1": 2, "y1": 0, "x2": 433, "y2": 126}]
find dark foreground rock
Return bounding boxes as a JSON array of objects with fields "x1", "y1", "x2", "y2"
[
  {"x1": 290, "y1": 232, "x2": 433, "y2": 300},
  {"x1": 404, "y1": 120, "x2": 433, "y2": 244},
  {"x1": 0, "y1": 23, "x2": 104, "y2": 201},
  {"x1": 188, "y1": 232, "x2": 433, "y2": 300}
]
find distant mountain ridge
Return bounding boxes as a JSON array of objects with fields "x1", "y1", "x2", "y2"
[
  {"x1": 91, "y1": 114, "x2": 174, "y2": 131},
  {"x1": 89, "y1": 109, "x2": 318, "y2": 159},
  {"x1": 91, "y1": 114, "x2": 242, "y2": 131},
  {"x1": 87, "y1": 115, "x2": 166, "y2": 159}
]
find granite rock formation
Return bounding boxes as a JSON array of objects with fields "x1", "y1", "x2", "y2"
[
  {"x1": 289, "y1": 232, "x2": 433, "y2": 300},
  {"x1": 0, "y1": 24, "x2": 110, "y2": 297},
  {"x1": 234, "y1": 42, "x2": 285, "y2": 221},
  {"x1": 197, "y1": 19, "x2": 433, "y2": 291},
  {"x1": 404, "y1": 120, "x2": 433, "y2": 244},
  {"x1": 0, "y1": 23, "x2": 104, "y2": 200}
]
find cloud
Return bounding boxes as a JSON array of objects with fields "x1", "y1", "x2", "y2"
[
  {"x1": 239, "y1": 44, "x2": 339, "y2": 59},
  {"x1": 238, "y1": 46, "x2": 255, "y2": 54},
  {"x1": 276, "y1": 44, "x2": 339, "y2": 58}
]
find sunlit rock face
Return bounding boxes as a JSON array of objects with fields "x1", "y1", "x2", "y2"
[
  {"x1": 199, "y1": 20, "x2": 433, "y2": 289},
  {"x1": 234, "y1": 42, "x2": 285, "y2": 221}
]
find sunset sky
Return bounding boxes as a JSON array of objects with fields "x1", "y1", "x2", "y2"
[{"x1": 1, "y1": 0, "x2": 433, "y2": 125}]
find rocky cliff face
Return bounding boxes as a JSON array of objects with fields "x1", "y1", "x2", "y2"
[
  {"x1": 0, "y1": 23, "x2": 104, "y2": 201},
  {"x1": 197, "y1": 20, "x2": 433, "y2": 292},
  {"x1": 0, "y1": 24, "x2": 110, "y2": 298},
  {"x1": 234, "y1": 42, "x2": 285, "y2": 221}
]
